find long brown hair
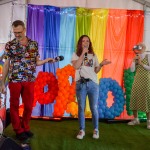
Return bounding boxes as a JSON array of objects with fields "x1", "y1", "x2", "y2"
[{"x1": 76, "y1": 35, "x2": 95, "y2": 57}]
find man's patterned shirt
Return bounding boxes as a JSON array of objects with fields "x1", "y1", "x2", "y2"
[{"x1": 4, "y1": 37, "x2": 39, "y2": 82}]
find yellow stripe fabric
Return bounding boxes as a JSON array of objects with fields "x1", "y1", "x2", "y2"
[{"x1": 90, "y1": 9, "x2": 109, "y2": 79}]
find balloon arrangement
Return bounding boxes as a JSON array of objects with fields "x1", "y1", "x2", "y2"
[
  {"x1": 0, "y1": 60, "x2": 8, "y2": 86},
  {"x1": 19, "y1": 104, "x2": 24, "y2": 117},
  {"x1": 20, "y1": 65, "x2": 76, "y2": 118},
  {"x1": 53, "y1": 65, "x2": 76, "y2": 117},
  {"x1": 0, "y1": 62, "x2": 2, "y2": 74},
  {"x1": 22, "y1": 65, "x2": 142, "y2": 119},
  {"x1": 123, "y1": 69, "x2": 146, "y2": 119},
  {"x1": 66, "y1": 102, "x2": 78, "y2": 117},
  {"x1": 98, "y1": 78, "x2": 125, "y2": 119},
  {"x1": 34, "y1": 72, "x2": 58, "y2": 106}
]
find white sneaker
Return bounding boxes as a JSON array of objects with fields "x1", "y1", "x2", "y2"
[
  {"x1": 76, "y1": 130, "x2": 85, "y2": 139},
  {"x1": 147, "y1": 120, "x2": 150, "y2": 129},
  {"x1": 93, "y1": 129, "x2": 99, "y2": 139},
  {"x1": 128, "y1": 119, "x2": 140, "y2": 125}
]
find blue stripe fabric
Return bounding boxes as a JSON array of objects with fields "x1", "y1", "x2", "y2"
[
  {"x1": 59, "y1": 7, "x2": 76, "y2": 68},
  {"x1": 42, "y1": 6, "x2": 60, "y2": 116}
]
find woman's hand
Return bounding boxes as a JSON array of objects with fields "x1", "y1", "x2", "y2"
[
  {"x1": 81, "y1": 46, "x2": 89, "y2": 56},
  {"x1": 133, "y1": 55, "x2": 140, "y2": 62},
  {"x1": 100, "y1": 59, "x2": 111, "y2": 66},
  {"x1": 95, "y1": 59, "x2": 111, "y2": 73},
  {"x1": 137, "y1": 57, "x2": 143, "y2": 66},
  {"x1": 133, "y1": 55, "x2": 143, "y2": 66}
]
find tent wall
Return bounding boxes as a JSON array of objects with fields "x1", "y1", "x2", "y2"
[
  {"x1": 0, "y1": 0, "x2": 147, "y2": 44},
  {"x1": 27, "y1": 0, "x2": 143, "y2": 10},
  {"x1": 0, "y1": 0, "x2": 26, "y2": 44}
]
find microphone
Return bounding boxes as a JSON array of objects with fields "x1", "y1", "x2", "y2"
[
  {"x1": 85, "y1": 53, "x2": 87, "y2": 57},
  {"x1": 133, "y1": 45, "x2": 142, "y2": 51},
  {"x1": 132, "y1": 45, "x2": 141, "y2": 65},
  {"x1": 55, "y1": 56, "x2": 64, "y2": 61},
  {"x1": 48, "y1": 56, "x2": 64, "y2": 63},
  {"x1": 84, "y1": 45, "x2": 89, "y2": 60}
]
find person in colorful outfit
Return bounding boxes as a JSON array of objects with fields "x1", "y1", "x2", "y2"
[
  {"x1": 71, "y1": 35, "x2": 111, "y2": 139},
  {"x1": 128, "y1": 43, "x2": 150, "y2": 129},
  {"x1": 0, "y1": 20, "x2": 55, "y2": 141}
]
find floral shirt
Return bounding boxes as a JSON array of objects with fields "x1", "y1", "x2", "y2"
[{"x1": 4, "y1": 37, "x2": 39, "y2": 82}]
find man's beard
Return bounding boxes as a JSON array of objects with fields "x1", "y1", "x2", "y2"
[{"x1": 16, "y1": 36, "x2": 23, "y2": 41}]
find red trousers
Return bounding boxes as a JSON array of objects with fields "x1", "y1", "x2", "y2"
[{"x1": 9, "y1": 82, "x2": 34, "y2": 134}]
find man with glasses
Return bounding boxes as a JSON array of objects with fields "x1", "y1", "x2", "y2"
[{"x1": 0, "y1": 20, "x2": 55, "y2": 141}]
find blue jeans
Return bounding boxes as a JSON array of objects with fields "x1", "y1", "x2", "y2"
[{"x1": 76, "y1": 80, "x2": 99, "y2": 130}]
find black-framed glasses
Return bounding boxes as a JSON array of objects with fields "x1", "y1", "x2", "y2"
[{"x1": 13, "y1": 31, "x2": 24, "y2": 35}]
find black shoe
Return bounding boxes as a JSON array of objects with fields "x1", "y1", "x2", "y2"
[
  {"x1": 25, "y1": 131, "x2": 34, "y2": 138},
  {"x1": 16, "y1": 132, "x2": 29, "y2": 141}
]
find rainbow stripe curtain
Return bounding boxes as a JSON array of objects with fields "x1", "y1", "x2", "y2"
[{"x1": 27, "y1": 4, "x2": 144, "y2": 119}]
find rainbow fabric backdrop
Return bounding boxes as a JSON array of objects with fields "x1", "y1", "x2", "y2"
[{"x1": 27, "y1": 4, "x2": 144, "y2": 119}]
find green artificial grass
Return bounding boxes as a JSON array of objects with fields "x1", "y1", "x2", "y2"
[{"x1": 3, "y1": 119, "x2": 150, "y2": 150}]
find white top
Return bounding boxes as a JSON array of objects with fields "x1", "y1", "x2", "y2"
[
  {"x1": 71, "y1": 52, "x2": 99, "y2": 83},
  {"x1": 130, "y1": 53, "x2": 150, "y2": 72}
]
